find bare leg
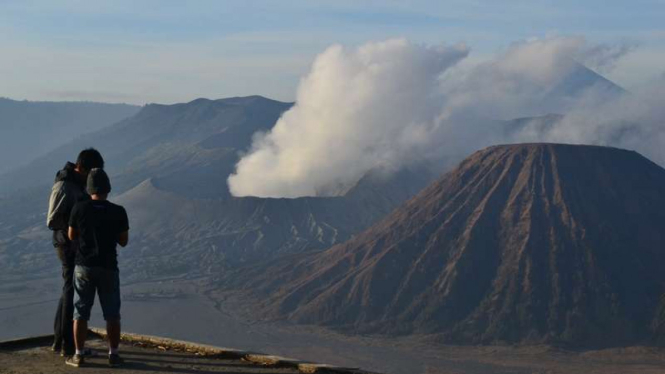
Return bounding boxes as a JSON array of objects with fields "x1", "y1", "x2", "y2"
[
  {"x1": 73, "y1": 320, "x2": 88, "y2": 352},
  {"x1": 107, "y1": 319, "x2": 120, "y2": 351}
]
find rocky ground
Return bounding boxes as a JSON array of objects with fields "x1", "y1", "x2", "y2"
[{"x1": 0, "y1": 336, "x2": 301, "y2": 374}]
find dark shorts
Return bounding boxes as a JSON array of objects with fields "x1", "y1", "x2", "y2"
[{"x1": 73, "y1": 265, "x2": 121, "y2": 321}]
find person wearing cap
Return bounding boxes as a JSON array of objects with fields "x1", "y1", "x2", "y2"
[{"x1": 66, "y1": 168, "x2": 129, "y2": 368}]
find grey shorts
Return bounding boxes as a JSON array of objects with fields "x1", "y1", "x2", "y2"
[{"x1": 73, "y1": 265, "x2": 121, "y2": 321}]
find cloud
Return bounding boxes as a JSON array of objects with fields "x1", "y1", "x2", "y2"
[
  {"x1": 578, "y1": 42, "x2": 637, "y2": 73},
  {"x1": 228, "y1": 36, "x2": 661, "y2": 198},
  {"x1": 526, "y1": 77, "x2": 665, "y2": 163}
]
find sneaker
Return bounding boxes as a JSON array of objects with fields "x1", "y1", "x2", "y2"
[
  {"x1": 62, "y1": 348, "x2": 92, "y2": 358},
  {"x1": 65, "y1": 354, "x2": 84, "y2": 367},
  {"x1": 108, "y1": 354, "x2": 123, "y2": 368}
]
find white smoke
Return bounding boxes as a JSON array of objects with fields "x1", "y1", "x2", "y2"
[
  {"x1": 229, "y1": 36, "x2": 662, "y2": 198},
  {"x1": 529, "y1": 79, "x2": 665, "y2": 163},
  {"x1": 578, "y1": 43, "x2": 637, "y2": 73},
  {"x1": 228, "y1": 39, "x2": 469, "y2": 197}
]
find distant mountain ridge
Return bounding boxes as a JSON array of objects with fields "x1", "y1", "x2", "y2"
[
  {"x1": 236, "y1": 143, "x2": 665, "y2": 347},
  {"x1": 0, "y1": 95, "x2": 292, "y2": 196},
  {"x1": 0, "y1": 98, "x2": 139, "y2": 175}
]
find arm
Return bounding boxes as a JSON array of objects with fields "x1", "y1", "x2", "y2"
[
  {"x1": 117, "y1": 207, "x2": 130, "y2": 248},
  {"x1": 67, "y1": 202, "x2": 81, "y2": 242},
  {"x1": 68, "y1": 226, "x2": 79, "y2": 241},
  {"x1": 117, "y1": 230, "x2": 129, "y2": 247}
]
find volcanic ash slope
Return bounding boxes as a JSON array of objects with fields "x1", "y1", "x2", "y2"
[{"x1": 247, "y1": 143, "x2": 665, "y2": 347}]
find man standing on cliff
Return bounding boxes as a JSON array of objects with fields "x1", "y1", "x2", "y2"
[
  {"x1": 47, "y1": 148, "x2": 104, "y2": 356},
  {"x1": 66, "y1": 168, "x2": 129, "y2": 367}
]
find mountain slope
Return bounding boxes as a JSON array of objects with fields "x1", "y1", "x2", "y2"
[
  {"x1": 112, "y1": 179, "x2": 395, "y2": 281},
  {"x1": 240, "y1": 143, "x2": 665, "y2": 347},
  {"x1": 0, "y1": 95, "x2": 292, "y2": 196}
]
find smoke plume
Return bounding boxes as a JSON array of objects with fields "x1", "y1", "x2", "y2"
[
  {"x1": 229, "y1": 36, "x2": 662, "y2": 198},
  {"x1": 228, "y1": 39, "x2": 469, "y2": 197}
]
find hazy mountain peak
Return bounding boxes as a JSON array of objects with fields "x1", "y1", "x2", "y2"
[
  {"x1": 216, "y1": 95, "x2": 292, "y2": 105},
  {"x1": 547, "y1": 62, "x2": 626, "y2": 99}
]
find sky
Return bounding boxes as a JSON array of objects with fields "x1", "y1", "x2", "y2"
[{"x1": 1, "y1": 0, "x2": 665, "y2": 105}]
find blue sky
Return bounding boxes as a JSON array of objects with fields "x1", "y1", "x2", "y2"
[{"x1": 1, "y1": 0, "x2": 664, "y2": 104}]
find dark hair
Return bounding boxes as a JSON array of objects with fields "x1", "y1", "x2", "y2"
[{"x1": 76, "y1": 148, "x2": 104, "y2": 171}]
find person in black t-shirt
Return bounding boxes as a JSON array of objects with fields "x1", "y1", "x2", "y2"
[{"x1": 67, "y1": 168, "x2": 129, "y2": 368}]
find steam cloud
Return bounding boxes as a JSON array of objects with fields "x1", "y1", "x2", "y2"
[
  {"x1": 228, "y1": 36, "x2": 662, "y2": 198},
  {"x1": 228, "y1": 39, "x2": 469, "y2": 197}
]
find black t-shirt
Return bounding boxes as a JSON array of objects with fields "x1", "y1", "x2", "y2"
[{"x1": 69, "y1": 200, "x2": 129, "y2": 270}]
